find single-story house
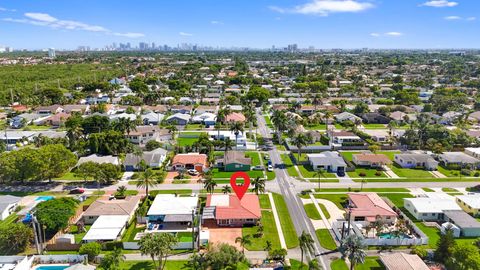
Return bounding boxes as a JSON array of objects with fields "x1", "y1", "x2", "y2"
[
  {"x1": 35, "y1": 105, "x2": 64, "y2": 115},
  {"x1": 225, "y1": 112, "x2": 246, "y2": 123},
  {"x1": 76, "y1": 154, "x2": 120, "y2": 167},
  {"x1": 456, "y1": 194, "x2": 480, "y2": 217},
  {"x1": 328, "y1": 131, "x2": 363, "y2": 147},
  {"x1": 307, "y1": 151, "x2": 347, "y2": 173},
  {"x1": 44, "y1": 112, "x2": 71, "y2": 127},
  {"x1": 82, "y1": 215, "x2": 129, "y2": 242},
  {"x1": 171, "y1": 153, "x2": 208, "y2": 172},
  {"x1": 165, "y1": 113, "x2": 191, "y2": 125},
  {"x1": 335, "y1": 112, "x2": 362, "y2": 123},
  {"x1": 404, "y1": 194, "x2": 462, "y2": 221},
  {"x1": 394, "y1": 153, "x2": 438, "y2": 171},
  {"x1": 146, "y1": 194, "x2": 198, "y2": 232},
  {"x1": 218, "y1": 151, "x2": 251, "y2": 172},
  {"x1": 361, "y1": 113, "x2": 390, "y2": 124},
  {"x1": 362, "y1": 129, "x2": 389, "y2": 143},
  {"x1": 443, "y1": 210, "x2": 480, "y2": 237},
  {"x1": 82, "y1": 196, "x2": 141, "y2": 224},
  {"x1": 464, "y1": 147, "x2": 480, "y2": 159},
  {"x1": 191, "y1": 112, "x2": 217, "y2": 126},
  {"x1": 202, "y1": 194, "x2": 261, "y2": 227},
  {"x1": 124, "y1": 148, "x2": 168, "y2": 171},
  {"x1": 348, "y1": 193, "x2": 397, "y2": 224},
  {"x1": 170, "y1": 105, "x2": 193, "y2": 115},
  {"x1": 194, "y1": 105, "x2": 218, "y2": 115},
  {"x1": 0, "y1": 195, "x2": 21, "y2": 221},
  {"x1": 380, "y1": 253, "x2": 429, "y2": 270},
  {"x1": 352, "y1": 153, "x2": 392, "y2": 168},
  {"x1": 438, "y1": 152, "x2": 480, "y2": 168},
  {"x1": 142, "y1": 112, "x2": 165, "y2": 125}
]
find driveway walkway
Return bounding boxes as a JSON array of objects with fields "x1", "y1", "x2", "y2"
[
  {"x1": 382, "y1": 166, "x2": 399, "y2": 178},
  {"x1": 268, "y1": 192, "x2": 287, "y2": 249}
]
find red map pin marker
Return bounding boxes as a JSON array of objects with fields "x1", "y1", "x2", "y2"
[{"x1": 230, "y1": 171, "x2": 250, "y2": 201}]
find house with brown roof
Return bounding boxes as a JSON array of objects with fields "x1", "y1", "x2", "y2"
[
  {"x1": 225, "y1": 112, "x2": 246, "y2": 123},
  {"x1": 203, "y1": 194, "x2": 261, "y2": 227},
  {"x1": 171, "y1": 153, "x2": 208, "y2": 172},
  {"x1": 380, "y1": 253, "x2": 429, "y2": 270},
  {"x1": 44, "y1": 112, "x2": 71, "y2": 127},
  {"x1": 348, "y1": 192, "x2": 398, "y2": 224},
  {"x1": 352, "y1": 153, "x2": 392, "y2": 168},
  {"x1": 82, "y1": 196, "x2": 141, "y2": 225}
]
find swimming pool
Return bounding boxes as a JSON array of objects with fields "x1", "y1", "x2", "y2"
[
  {"x1": 35, "y1": 196, "x2": 54, "y2": 202},
  {"x1": 34, "y1": 265, "x2": 69, "y2": 270},
  {"x1": 378, "y1": 232, "x2": 411, "y2": 239}
]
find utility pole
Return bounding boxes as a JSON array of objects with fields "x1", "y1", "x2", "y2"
[
  {"x1": 191, "y1": 209, "x2": 195, "y2": 251},
  {"x1": 31, "y1": 213, "x2": 41, "y2": 254}
]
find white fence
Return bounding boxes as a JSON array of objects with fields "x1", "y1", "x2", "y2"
[{"x1": 123, "y1": 241, "x2": 200, "y2": 250}]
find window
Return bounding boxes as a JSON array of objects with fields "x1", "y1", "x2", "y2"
[{"x1": 422, "y1": 213, "x2": 427, "y2": 216}]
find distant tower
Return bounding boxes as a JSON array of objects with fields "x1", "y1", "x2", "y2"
[{"x1": 48, "y1": 48, "x2": 56, "y2": 58}]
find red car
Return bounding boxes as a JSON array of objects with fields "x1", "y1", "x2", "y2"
[{"x1": 69, "y1": 187, "x2": 85, "y2": 194}]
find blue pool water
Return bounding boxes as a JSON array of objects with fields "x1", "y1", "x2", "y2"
[
  {"x1": 378, "y1": 232, "x2": 411, "y2": 239},
  {"x1": 35, "y1": 266, "x2": 69, "y2": 270},
  {"x1": 35, "y1": 196, "x2": 54, "y2": 202}
]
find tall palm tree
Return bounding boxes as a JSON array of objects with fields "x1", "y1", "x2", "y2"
[
  {"x1": 66, "y1": 124, "x2": 83, "y2": 149},
  {"x1": 264, "y1": 240, "x2": 273, "y2": 254},
  {"x1": 223, "y1": 137, "x2": 234, "y2": 156},
  {"x1": 291, "y1": 133, "x2": 310, "y2": 160},
  {"x1": 167, "y1": 124, "x2": 178, "y2": 139},
  {"x1": 203, "y1": 174, "x2": 217, "y2": 194},
  {"x1": 243, "y1": 102, "x2": 256, "y2": 138},
  {"x1": 271, "y1": 110, "x2": 288, "y2": 144},
  {"x1": 136, "y1": 168, "x2": 157, "y2": 198},
  {"x1": 251, "y1": 177, "x2": 265, "y2": 195},
  {"x1": 222, "y1": 185, "x2": 231, "y2": 194},
  {"x1": 313, "y1": 169, "x2": 325, "y2": 191},
  {"x1": 339, "y1": 234, "x2": 367, "y2": 270},
  {"x1": 299, "y1": 231, "x2": 315, "y2": 267},
  {"x1": 214, "y1": 122, "x2": 222, "y2": 140},
  {"x1": 324, "y1": 112, "x2": 333, "y2": 133},
  {"x1": 132, "y1": 146, "x2": 144, "y2": 170},
  {"x1": 229, "y1": 121, "x2": 244, "y2": 150},
  {"x1": 235, "y1": 235, "x2": 252, "y2": 254}
]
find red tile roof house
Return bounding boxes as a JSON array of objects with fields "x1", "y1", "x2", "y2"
[
  {"x1": 225, "y1": 112, "x2": 246, "y2": 123},
  {"x1": 171, "y1": 153, "x2": 208, "y2": 172},
  {"x1": 347, "y1": 193, "x2": 398, "y2": 224},
  {"x1": 203, "y1": 194, "x2": 261, "y2": 227}
]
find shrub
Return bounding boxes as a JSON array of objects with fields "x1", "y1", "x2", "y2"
[
  {"x1": 79, "y1": 242, "x2": 102, "y2": 262},
  {"x1": 103, "y1": 241, "x2": 123, "y2": 251},
  {"x1": 474, "y1": 172, "x2": 480, "y2": 177},
  {"x1": 460, "y1": 169, "x2": 471, "y2": 176},
  {"x1": 359, "y1": 172, "x2": 366, "y2": 177},
  {"x1": 375, "y1": 171, "x2": 382, "y2": 176},
  {"x1": 411, "y1": 246, "x2": 428, "y2": 259}
]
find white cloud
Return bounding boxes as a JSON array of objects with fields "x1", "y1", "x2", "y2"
[
  {"x1": 444, "y1": 15, "x2": 462, "y2": 20},
  {"x1": 421, "y1": 0, "x2": 458, "y2": 7},
  {"x1": 466, "y1": 17, "x2": 476, "y2": 21},
  {"x1": 370, "y1": 32, "x2": 380, "y2": 37},
  {"x1": 385, "y1": 32, "x2": 403, "y2": 36},
  {"x1": 179, "y1": 32, "x2": 193, "y2": 36},
  {"x1": 0, "y1": 7, "x2": 16, "y2": 12},
  {"x1": 3, "y1": 12, "x2": 144, "y2": 38},
  {"x1": 210, "y1": 20, "x2": 223, "y2": 25},
  {"x1": 270, "y1": 0, "x2": 374, "y2": 16}
]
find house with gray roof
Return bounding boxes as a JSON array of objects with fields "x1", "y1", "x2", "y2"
[
  {"x1": 124, "y1": 148, "x2": 168, "y2": 171},
  {"x1": 443, "y1": 210, "x2": 480, "y2": 237},
  {"x1": 306, "y1": 151, "x2": 347, "y2": 173},
  {"x1": 394, "y1": 153, "x2": 438, "y2": 170},
  {"x1": 165, "y1": 113, "x2": 191, "y2": 125},
  {"x1": 438, "y1": 152, "x2": 480, "y2": 168},
  {"x1": 0, "y1": 195, "x2": 21, "y2": 221},
  {"x1": 76, "y1": 154, "x2": 120, "y2": 167}
]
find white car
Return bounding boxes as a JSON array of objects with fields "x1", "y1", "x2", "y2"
[
  {"x1": 267, "y1": 164, "x2": 273, "y2": 171},
  {"x1": 187, "y1": 169, "x2": 199, "y2": 176}
]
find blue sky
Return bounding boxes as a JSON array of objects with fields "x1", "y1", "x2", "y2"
[{"x1": 0, "y1": 0, "x2": 478, "y2": 49}]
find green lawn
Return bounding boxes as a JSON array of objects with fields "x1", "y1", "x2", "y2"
[
  {"x1": 272, "y1": 193, "x2": 299, "y2": 248},
  {"x1": 442, "y1": 187, "x2": 458, "y2": 192},
  {"x1": 390, "y1": 164, "x2": 433, "y2": 178},
  {"x1": 53, "y1": 172, "x2": 91, "y2": 181},
  {"x1": 242, "y1": 210, "x2": 281, "y2": 251},
  {"x1": 422, "y1": 188, "x2": 435, "y2": 192},
  {"x1": 319, "y1": 203, "x2": 331, "y2": 219},
  {"x1": 313, "y1": 194, "x2": 348, "y2": 209},
  {"x1": 304, "y1": 203, "x2": 321, "y2": 220},
  {"x1": 150, "y1": 190, "x2": 193, "y2": 196},
  {"x1": 259, "y1": 194, "x2": 271, "y2": 209},
  {"x1": 184, "y1": 124, "x2": 204, "y2": 130},
  {"x1": 176, "y1": 137, "x2": 198, "y2": 147},
  {"x1": 316, "y1": 229, "x2": 337, "y2": 250},
  {"x1": 298, "y1": 165, "x2": 337, "y2": 179},
  {"x1": 305, "y1": 123, "x2": 327, "y2": 130},
  {"x1": 117, "y1": 260, "x2": 189, "y2": 270},
  {"x1": 122, "y1": 222, "x2": 144, "y2": 242},
  {"x1": 376, "y1": 151, "x2": 400, "y2": 160},
  {"x1": 354, "y1": 177, "x2": 479, "y2": 182},
  {"x1": 245, "y1": 151, "x2": 261, "y2": 166},
  {"x1": 264, "y1": 115, "x2": 273, "y2": 128},
  {"x1": 211, "y1": 168, "x2": 264, "y2": 179},
  {"x1": 355, "y1": 257, "x2": 385, "y2": 270},
  {"x1": 69, "y1": 225, "x2": 91, "y2": 244},
  {"x1": 437, "y1": 166, "x2": 480, "y2": 177},
  {"x1": 340, "y1": 151, "x2": 356, "y2": 161},
  {"x1": 378, "y1": 193, "x2": 414, "y2": 208},
  {"x1": 331, "y1": 259, "x2": 349, "y2": 270},
  {"x1": 348, "y1": 168, "x2": 386, "y2": 178},
  {"x1": 363, "y1": 124, "x2": 387, "y2": 129},
  {"x1": 281, "y1": 154, "x2": 299, "y2": 178}
]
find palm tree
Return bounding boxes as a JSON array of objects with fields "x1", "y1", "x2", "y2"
[
  {"x1": 229, "y1": 121, "x2": 244, "y2": 150},
  {"x1": 203, "y1": 174, "x2": 217, "y2": 194},
  {"x1": 308, "y1": 259, "x2": 321, "y2": 270},
  {"x1": 339, "y1": 234, "x2": 366, "y2": 270},
  {"x1": 214, "y1": 122, "x2": 222, "y2": 140},
  {"x1": 223, "y1": 137, "x2": 234, "y2": 156},
  {"x1": 136, "y1": 168, "x2": 157, "y2": 198},
  {"x1": 235, "y1": 235, "x2": 252, "y2": 254},
  {"x1": 243, "y1": 102, "x2": 256, "y2": 138},
  {"x1": 66, "y1": 124, "x2": 83, "y2": 149},
  {"x1": 167, "y1": 124, "x2": 178, "y2": 139},
  {"x1": 132, "y1": 146, "x2": 144, "y2": 170},
  {"x1": 100, "y1": 248, "x2": 125, "y2": 270},
  {"x1": 222, "y1": 185, "x2": 231, "y2": 194},
  {"x1": 291, "y1": 133, "x2": 310, "y2": 160},
  {"x1": 264, "y1": 240, "x2": 273, "y2": 254},
  {"x1": 271, "y1": 110, "x2": 288, "y2": 144},
  {"x1": 324, "y1": 111, "x2": 333, "y2": 133},
  {"x1": 313, "y1": 169, "x2": 325, "y2": 191},
  {"x1": 251, "y1": 177, "x2": 265, "y2": 195},
  {"x1": 299, "y1": 231, "x2": 315, "y2": 267}
]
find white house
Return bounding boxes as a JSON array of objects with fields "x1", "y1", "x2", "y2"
[
  {"x1": 394, "y1": 153, "x2": 438, "y2": 171},
  {"x1": 208, "y1": 130, "x2": 247, "y2": 150},
  {"x1": 76, "y1": 154, "x2": 120, "y2": 167},
  {"x1": 0, "y1": 195, "x2": 21, "y2": 221},
  {"x1": 147, "y1": 194, "x2": 199, "y2": 232},
  {"x1": 335, "y1": 112, "x2": 362, "y2": 123},
  {"x1": 404, "y1": 194, "x2": 462, "y2": 221},
  {"x1": 82, "y1": 215, "x2": 129, "y2": 243},
  {"x1": 306, "y1": 151, "x2": 347, "y2": 173}
]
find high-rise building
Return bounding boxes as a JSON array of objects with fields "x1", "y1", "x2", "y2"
[
  {"x1": 48, "y1": 48, "x2": 56, "y2": 58},
  {"x1": 151, "y1": 42, "x2": 156, "y2": 50}
]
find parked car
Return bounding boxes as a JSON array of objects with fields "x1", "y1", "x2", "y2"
[
  {"x1": 264, "y1": 154, "x2": 270, "y2": 160},
  {"x1": 267, "y1": 164, "x2": 273, "y2": 171},
  {"x1": 69, "y1": 187, "x2": 85, "y2": 194},
  {"x1": 252, "y1": 165, "x2": 265, "y2": 171},
  {"x1": 187, "y1": 169, "x2": 199, "y2": 176},
  {"x1": 337, "y1": 168, "x2": 345, "y2": 177}
]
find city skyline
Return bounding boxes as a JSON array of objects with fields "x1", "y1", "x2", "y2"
[{"x1": 0, "y1": 0, "x2": 479, "y2": 50}]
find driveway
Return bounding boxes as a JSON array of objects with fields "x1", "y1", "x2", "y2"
[{"x1": 207, "y1": 227, "x2": 242, "y2": 249}]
